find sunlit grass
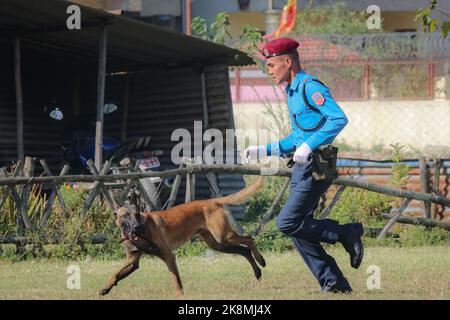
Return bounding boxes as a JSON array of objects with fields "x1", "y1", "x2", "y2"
[{"x1": 0, "y1": 246, "x2": 448, "y2": 300}]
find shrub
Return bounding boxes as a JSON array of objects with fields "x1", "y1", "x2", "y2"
[
  {"x1": 330, "y1": 188, "x2": 392, "y2": 227},
  {"x1": 401, "y1": 225, "x2": 450, "y2": 246},
  {"x1": 243, "y1": 175, "x2": 289, "y2": 221},
  {"x1": 254, "y1": 230, "x2": 294, "y2": 253},
  {"x1": 175, "y1": 236, "x2": 209, "y2": 257}
]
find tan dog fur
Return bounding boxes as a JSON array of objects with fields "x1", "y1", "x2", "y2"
[{"x1": 100, "y1": 176, "x2": 265, "y2": 296}]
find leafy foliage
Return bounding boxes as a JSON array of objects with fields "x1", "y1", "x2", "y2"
[
  {"x1": 389, "y1": 143, "x2": 412, "y2": 189},
  {"x1": 191, "y1": 16, "x2": 209, "y2": 40},
  {"x1": 191, "y1": 12, "x2": 233, "y2": 45},
  {"x1": 243, "y1": 175, "x2": 288, "y2": 221},
  {"x1": 330, "y1": 188, "x2": 392, "y2": 226},
  {"x1": 296, "y1": 1, "x2": 371, "y2": 35},
  {"x1": 416, "y1": 0, "x2": 450, "y2": 38},
  {"x1": 210, "y1": 12, "x2": 232, "y2": 45},
  {"x1": 191, "y1": 12, "x2": 263, "y2": 65}
]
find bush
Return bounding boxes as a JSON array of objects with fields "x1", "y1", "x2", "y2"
[
  {"x1": 400, "y1": 225, "x2": 450, "y2": 246},
  {"x1": 330, "y1": 188, "x2": 393, "y2": 227},
  {"x1": 243, "y1": 175, "x2": 288, "y2": 221},
  {"x1": 254, "y1": 230, "x2": 294, "y2": 253},
  {"x1": 0, "y1": 183, "x2": 125, "y2": 261},
  {"x1": 175, "y1": 236, "x2": 209, "y2": 257}
]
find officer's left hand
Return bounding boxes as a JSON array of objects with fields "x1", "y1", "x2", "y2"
[{"x1": 293, "y1": 143, "x2": 312, "y2": 164}]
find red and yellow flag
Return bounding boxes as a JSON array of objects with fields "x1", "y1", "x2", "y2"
[
  {"x1": 264, "y1": 0, "x2": 297, "y2": 39},
  {"x1": 276, "y1": 0, "x2": 297, "y2": 37}
]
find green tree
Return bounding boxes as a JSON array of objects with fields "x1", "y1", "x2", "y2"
[
  {"x1": 295, "y1": 1, "x2": 371, "y2": 35},
  {"x1": 191, "y1": 13, "x2": 233, "y2": 44},
  {"x1": 191, "y1": 12, "x2": 264, "y2": 64},
  {"x1": 416, "y1": 0, "x2": 450, "y2": 38}
]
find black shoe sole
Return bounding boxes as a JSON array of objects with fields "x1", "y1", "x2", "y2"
[{"x1": 352, "y1": 239, "x2": 364, "y2": 269}]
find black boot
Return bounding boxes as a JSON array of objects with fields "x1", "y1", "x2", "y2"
[
  {"x1": 322, "y1": 279, "x2": 353, "y2": 294},
  {"x1": 338, "y1": 222, "x2": 364, "y2": 269}
]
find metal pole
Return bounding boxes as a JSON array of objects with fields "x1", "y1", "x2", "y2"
[
  {"x1": 95, "y1": 26, "x2": 107, "y2": 169},
  {"x1": 185, "y1": 0, "x2": 192, "y2": 35},
  {"x1": 121, "y1": 74, "x2": 130, "y2": 141},
  {"x1": 14, "y1": 36, "x2": 24, "y2": 160},
  {"x1": 235, "y1": 67, "x2": 241, "y2": 102},
  {"x1": 364, "y1": 64, "x2": 370, "y2": 100},
  {"x1": 201, "y1": 72, "x2": 209, "y2": 130},
  {"x1": 428, "y1": 62, "x2": 435, "y2": 98}
]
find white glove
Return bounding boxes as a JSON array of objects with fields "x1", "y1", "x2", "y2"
[
  {"x1": 244, "y1": 145, "x2": 266, "y2": 163},
  {"x1": 293, "y1": 143, "x2": 312, "y2": 164}
]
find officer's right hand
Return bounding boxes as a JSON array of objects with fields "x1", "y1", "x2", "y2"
[
  {"x1": 293, "y1": 143, "x2": 312, "y2": 165},
  {"x1": 244, "y1": 145, "x2": 266, "y2": 163}
]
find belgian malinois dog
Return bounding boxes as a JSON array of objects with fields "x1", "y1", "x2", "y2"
[{"x1": 100, "y1": 176, "x2": 265, "y2": 296}]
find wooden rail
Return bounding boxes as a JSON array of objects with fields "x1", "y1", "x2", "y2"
[{"x1": 0, "y1": 159, "x2": 448, "y2": 246}]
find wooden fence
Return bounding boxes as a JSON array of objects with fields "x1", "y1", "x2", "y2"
[{"x1": 0, "y1": 156, "x2": 449, "y2": 246}]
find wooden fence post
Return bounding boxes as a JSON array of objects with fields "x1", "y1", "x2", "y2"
[
  {"x1": 377, "y1": 198, "x2": 411, "y2": 240},
  {"x1": 39, "y1": 164, "x2": 70, "y2": 229},
  {"x1": 185, "y1": 170, "x2": 192, "y2": 203},
  {"x1": 87, "y1": 160, "x2": 117, "y2": 212},
  {"x1": 80, "y1": 160, "x2": 112, "y2": 218},
  {"x1": 166, "y1": 162, "x2": 185, "y2": 209},
  {"x1": 253, "y1": 176, "x2": 290, "y2": 235},
  {"x1": 0, "y1": 161, "x2": 23, "y2": 210},
  {"x1": 319, "y1": 185, "x2": 346, "y2": 219},
  {"x1": 419, "y1": 157, "x2": 432, "y2": 219},
  {"x1": 19, "y1": 156, "x2": 35, "y2": 231},
  {"x1": 184, "y1": 158, "x2": 196, "y2": 203},
  {"x1": 432, "y1": 158, "x2": 441, "y2": 220}
]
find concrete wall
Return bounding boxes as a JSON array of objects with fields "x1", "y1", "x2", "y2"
[
  {"x1": 221, "y1": 10, "x2": 422, "y2": 36},
  {"x1": 191, "y1": 0, "x2": 450, "y2": 24},
  {"x1": 382, "y1": 11, "x2": 420, "y2": 32},
  {"x1": 228, "y1": 12, "x2": 265, "y2": 37},
  {"x1": 233, "y1": 99, "x2": 450, "y2": 156}
]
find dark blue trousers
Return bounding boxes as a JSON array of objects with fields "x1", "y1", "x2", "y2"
[{"x1": 276, "y1": 160, "x2": 347, "y2": 288}]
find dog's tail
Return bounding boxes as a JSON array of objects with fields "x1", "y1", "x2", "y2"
[{"x1": 212, "y1": 176, "x2": 264, "y2": 206}]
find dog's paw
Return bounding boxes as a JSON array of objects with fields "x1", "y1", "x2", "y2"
[
  {"x1": 175, "y1": 289, "x2": 184, "y2": 297},
  {"x1": 99, "y1": 288, "x2": 111, "y2": 296}
]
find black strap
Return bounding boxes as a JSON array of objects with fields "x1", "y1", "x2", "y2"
[{"x1": 292, "y1": 78, "x2": 327, "y2": 132}]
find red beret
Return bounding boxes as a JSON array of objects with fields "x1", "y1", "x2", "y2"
[{"x1": 262, "y1": 37, "x2": 299, "y2": 59}]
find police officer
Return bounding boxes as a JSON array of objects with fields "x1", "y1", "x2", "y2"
[{"x1": 245, "y1": 37, "x2": 364, "y2": 293}]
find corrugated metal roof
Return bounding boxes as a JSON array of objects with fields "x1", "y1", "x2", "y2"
[{"x1": 0, "y1": 0, "x2": 254, "y2": 71}]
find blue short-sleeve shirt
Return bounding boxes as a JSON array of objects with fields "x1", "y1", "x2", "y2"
[{"x1": 265, "y1": 70, "x2": 348, "y2": 157}]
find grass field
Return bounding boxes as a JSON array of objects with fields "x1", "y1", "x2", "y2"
[{"x1": 0, "y1": 246, "x2": 448, "y2": 300}]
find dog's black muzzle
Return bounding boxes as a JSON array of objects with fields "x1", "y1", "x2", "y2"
[{"x1": 122, "y1": 212, "x2": 146, "y2": 239}]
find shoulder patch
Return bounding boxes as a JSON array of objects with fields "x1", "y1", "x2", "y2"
[{"x1": 312, "y1": 92, "x2": 325, "y2": 106}]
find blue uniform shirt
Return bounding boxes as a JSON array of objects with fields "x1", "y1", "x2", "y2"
[{"x1": 265, "y1": 70, "x2": 348, "y2": 156}]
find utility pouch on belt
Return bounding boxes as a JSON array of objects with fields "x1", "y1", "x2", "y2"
[{"x1": 311, "y1": 144, "x2": 338, "y2": 181}]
